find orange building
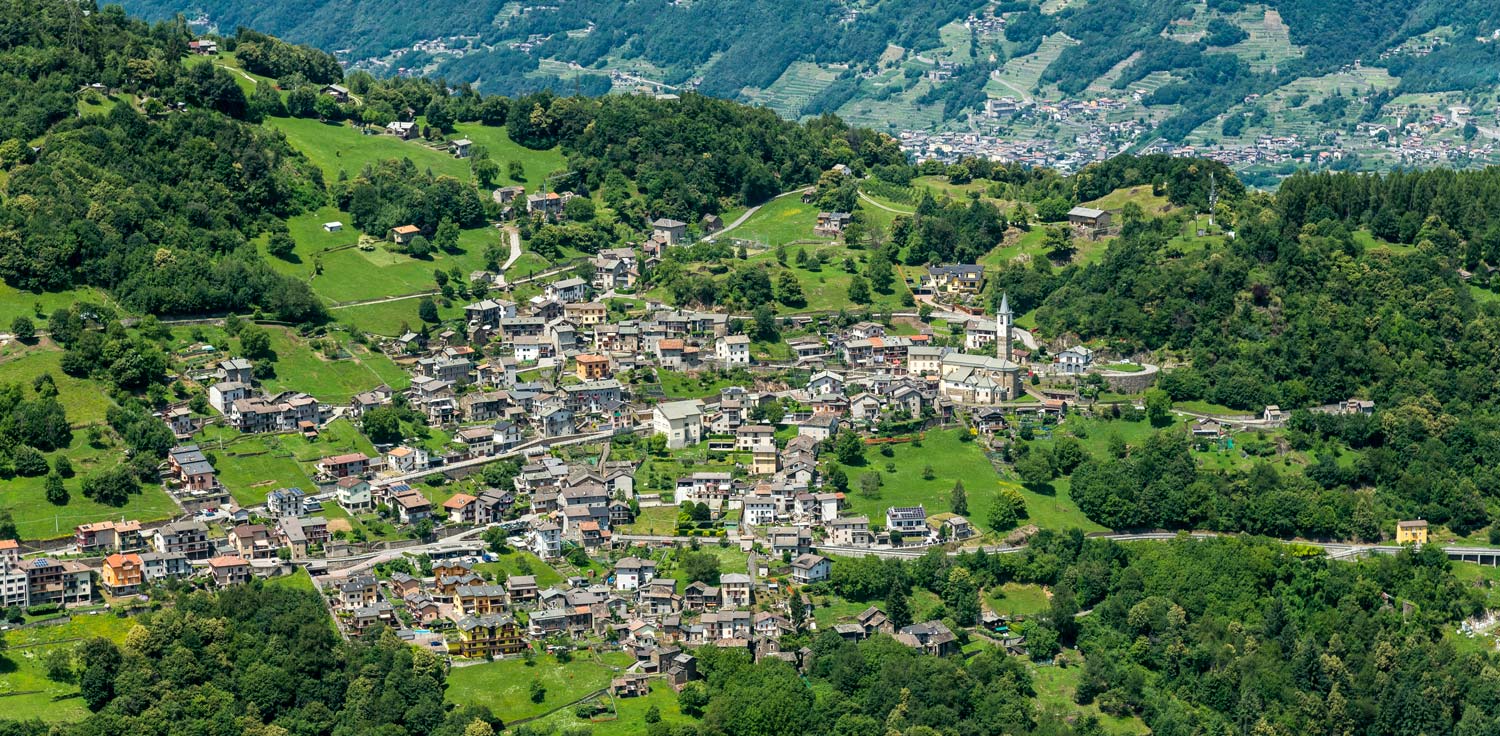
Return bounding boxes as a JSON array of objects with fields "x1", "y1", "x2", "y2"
[
  {"x1": 576, "y1": 354, "x2": 611, "y2": 380},
  {"x1": 101, "y1": 553, "x2": 145, "y2": 595}
]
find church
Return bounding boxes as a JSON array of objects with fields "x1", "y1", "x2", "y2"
[{"x1": 935, "y1": 294, "x2": 1023, "y2": 405}]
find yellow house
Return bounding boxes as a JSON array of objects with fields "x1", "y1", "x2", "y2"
[{"x1": 1395, "y1": 519, "x2": 1428, "y2": 545}]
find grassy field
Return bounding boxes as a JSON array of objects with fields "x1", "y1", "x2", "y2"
[
  {"x1": 0, "y1": 344, "x2": 117, "y2": 426},
  {"x1": 533, "y1": 679, "x2": 695, "y2": 736},
  {"x1": 254, "y1": 326, "x2": 404, "y2": 401},
  {"x1": 196, "y1": 418, "x2": 377, "y2": 506},
  {"x1": 1030, "y1": 662, "x2": 1150, "y2": 734},
  {"x1": 831, "y1": 429, "x2": 1105, "y2": 536},
  {"x1": 730, "y1": 195, "x2": 829, "y2": 247},
  {"x1": 619, "y1": 505, "x2": 679, "y2": 535},
  {"x1": 1081, "y1": 185, "x2": 1170, "y2": 214},
  {"x1": 0, "y1": 613, "x2": 137, "y2": 722},
  {"x1": 987, "y1": 582, "x2": 1051, "y2": 617},
  {"x1": 268, "y1": 117, "x2": 471, "y2": 183},
  {"x1": 266, "y1": 115, "x2": 564, "y2": 194},
  {"x1": 449, "y1": 122, "x2": 568, "y2": 189},
  {"x1": 474, "y1": 548, "x2": 565, "y2": 589},
  {"x1": 740, "y1": 245, "x2": 909, "y2": 313},
  {"x1": 307, "y1": 227, "x2": 506, "y2": 304},
  {"x1": 0, "y1": 285, "x2": 117, "y2": 332},
  {"x1": 446, "y1": 651, "x2": 634, "y2": 722}
]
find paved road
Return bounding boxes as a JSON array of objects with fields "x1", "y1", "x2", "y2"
[
  {"x1": 375, "y1": 427, "x2": 630, "y2": 486},
  {"x1": 329, "y1": 290, "x2": 438, "y2": 310},
  {"x1": 703, "y1": 187, "x2": 813, "y2": 243},
  {"x1": 858, "y1": 190, "x2": 913, "y2": 214},
  {"x1": 500, "y1": 226, "x2": 523, "y2": 270}
]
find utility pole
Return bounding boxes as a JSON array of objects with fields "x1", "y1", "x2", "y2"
[{"x1": 1207, "y1": 172, "x2": 1218, "y2": 229}]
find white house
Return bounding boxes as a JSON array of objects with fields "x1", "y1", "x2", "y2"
[
  {"x1": 322, "y1": 221, "x2": 343, "y2": 233},
  {"x1": 715, "y1": 334, "x2": 751, "y2": 365},
  {"x1": 613, "y1": 557, "x2": 658, "y2": 590},
  {"x1": 790, "y1": 554, "x2": 831, "y2": 584},
  {"x1": 807, "y1": 370, "x2": 845, "y2": 396},
  {"x1": 334, "y1": 477, "x2": 372, "y2": 513},
  {"x1": 1056, "y1": 346, "x2": 1094, "y2": 375},
  {"x1": 653, "y1": 400, "x2": 704, "y2": 449},
  {"x1": 886, "y1": 505, "x2": 927, "y2": 534},
  {"x1": 530, "y1": 522, "x2": 562, "y2": 560},
  {"x1": 385, "y1": 446, "x2": 429, "y2": 474}
]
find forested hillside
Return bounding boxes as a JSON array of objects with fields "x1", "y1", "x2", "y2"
[{"x1": 120, "y1": 0, "x2": 1500, "y2": 155}]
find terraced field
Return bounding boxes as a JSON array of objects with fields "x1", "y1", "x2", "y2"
[
  {"x1": 992, "y1": 33, "x2": 1079, "y2": 96},
  {"x1": 747, "y1": 62, "x2": 841, "y2": 118},
  {"x1": 1220, "y1": 5, "x2": 1304, "y2": 73}
]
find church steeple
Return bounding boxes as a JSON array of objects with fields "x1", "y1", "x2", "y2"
[{"x1": 997, "y1": 293, "x2": 1013, "y2": 363}]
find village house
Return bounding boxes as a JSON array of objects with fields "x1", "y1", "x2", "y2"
[
  {"x1": 652, "y1": 218, "x2": 688, "y2": 246},
  {"x1": 392, "y1": 490, "x2": 433, "y2": 524},
  {"x1": 451, "y1": 614, "x2": 526, "y2": 657},
  {"x1": 1396, "y1": 519, "x2": 1428, "y2": 544},
  {"x1": 335, "y1": 477, "x2": 373, "y2": 513},
  {"x1": 449, "y1": 138, "x2": 472, "y2": 158},
  {"x1": 230, "y1": 524, "x2": 279, "y2": 560},
  {"x1": 545, "y1": 277, "x2": 590, "y2": 303},
  {"x1": 829, "y1": 516, "x2": 873, "y2": 546},
  {"x1": 1067, "y1": 206, "x2": 1112, "y2": 236},
  {"x1": 790, "y1": 554, "x2": 831, "y2": 584},
  {"x1": 815, "y1": 211, "x2": 853, "y2": 237},
  {"x1": 317, "y1": 452, "x2": 371, "y2": 479},
  {"x1": 1056, "y1": 346, "x2": 1095, "y2": 374},
  {"x1": 886, "y1": 506, "x2": 928, "y2": 536},
  {"x1": 386, "y1": 120, "x2": 416, "y2": 139},
  {"x1": 614, "y1": 557, "x2": 658, "y2": 590},
  {"x1": 207, "y1": 555, "x2": 252, "y2": 588},
  {"x1": 798, "y1": 413, "x2": 840, "y2": 442},
  {"x1": 720, "y1": 573, "x2": 753, "y2": 608},
  {"x1": 155, "y1": 520, "x2": 212, "y2": 560},
  {"x1": 928, "y1": 264, "x2": 985, "y2": 294},
  {"x1": 100, "y1": 553, "x2": 145, "y2": 596},
  {"x1": 715, "y1": 334, "x2": 751, "y2": 365},
  {"x1": 896, "y1": 620, "x2": 959, "y2": 657},
  {"x1": 390, "y1": 224, "x2": 420, "y2": 245},
  {"x1": 24, "y1": 558, "x2": 94, "y2": 607},
  {"x1": 653, "y1": 400, "x2": 705, "y2": 449}
]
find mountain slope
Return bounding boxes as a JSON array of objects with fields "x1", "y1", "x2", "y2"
[{"x1": 114, "y1": 0, "x2": 1500, "y2": 177}]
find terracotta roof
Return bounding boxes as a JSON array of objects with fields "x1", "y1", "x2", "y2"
[
  {"x1": 443, "y1": 493, "x2": 478, "y2": 509},
  {"x1": 208, "y1": 555, "x2": 248, "y2": 568}
]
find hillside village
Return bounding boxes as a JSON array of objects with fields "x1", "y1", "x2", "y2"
[{"x1": 0, "y1": 158, "x2": 1416, "y2": 689}]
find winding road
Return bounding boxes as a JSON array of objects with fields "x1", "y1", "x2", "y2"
[
  {"x1": 858, "y1": 190, "x2": 914, "y2": 214},
  {"x1": 701, "y1": 187, "x2": 814, "y2": 243}
]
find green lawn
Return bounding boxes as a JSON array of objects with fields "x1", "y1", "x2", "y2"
[
  {"x1": 0, "y1": 613, "x2": 139, "y2": 722},
  {"x1": 1081, "y1": 184, "x2": 1171, "y2": 214},
  {"x1": 731, "y1": 195, "x2": 830, "y2": 247},
  {"x1": 309, "y1": 226, "x2": 506, "y2": 304},
  {"x1": 740, "y1": 244, "x2": 909, "y2": 313},
  {"x1": 0, "y1": 345, "x2": 118, "y2": 425},
  {"x1": 446, "y1": 651, "x2": 635, "y2": 722},
  {"x1": 1172, "y1": 400, "x2": 1247, "y2": 416},
  {"x1": 0, "y1": 432, "x2": 178, "y2": 541},
  {"x1": 265, "y1": 568, "x2": 319, "y2": 593},
  {"x1": 267, "y1": 116, "x2": 473, "y2": 183},
  {"x1": 474, "y1": 549, "x2": 565, "y2": 588},
  {"x1": 619, "y1": 505, "x2": 679, "y2": 535},
  {"x1": 256, "y1": 326, "x2": 402, "y2": 402},
  {"x1": 196, "y1": 418, "x2": 376, "y2": 506},
  {"x1": 1029, "y1": 662, "x2": 1150, "y2": 734},
  {"x1": 0, "y1": 284, "x2": 117, "y2": 332},
  {"x1": 832, "y1": 430, "x2": 1104, "y2": 536},
  {"x1": 987, "y1": 582, "x2": 1051, "y2": 617},
  {"x1": 534, "y1": 679, "x2": 695, "y2": 736},
  {"x1": 449, "y1": 122, "x2": 568, "y2": 190}
]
